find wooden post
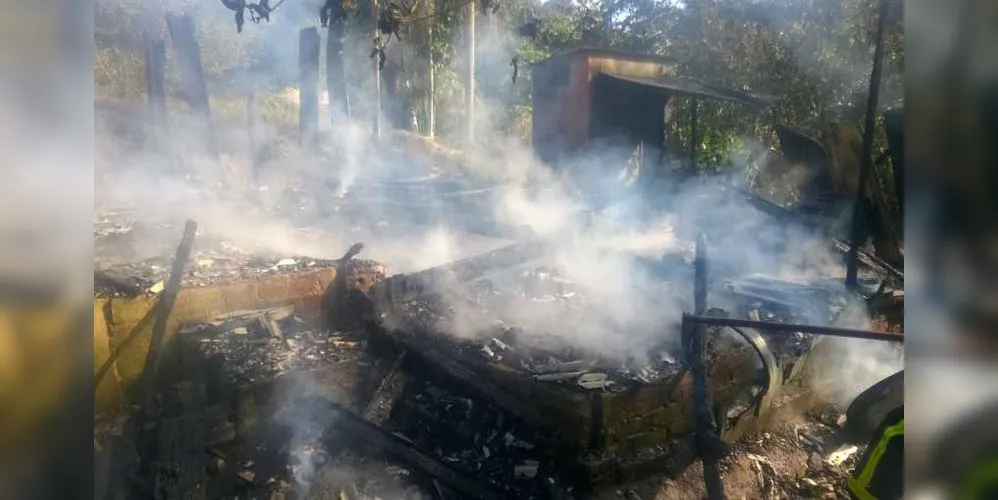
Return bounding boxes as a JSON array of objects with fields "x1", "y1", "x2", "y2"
[
  {"x1": 466, "y1": 0, "x2": 476, "y2": 145},
  {"x1": 689, "y1": 97, "x2": 700, "y2": 174},
  {"x1": 845, "y1": 0, "x2": 888, "y2": 288},
  {"x1": 299, "y1": 27, "x2": 321, "y2": 147},
  {"x1": 690, "y1": 233, "x2": 726, "y2": 500},
  {"x1": 140, "y1": 220, "x2": 198, "y2": 404},
  {"x1": 326, "y1": 20, "x2": 349, "y2": 124},
  {"x1": 143, "y1": 32, "x2": 167, "y2": 151},
  {"x1": 166, "y1": 14, "x2": 217, "y2": 158},
  {"x1": 247, "y1": 92, "x2": 261, "y2": 179}
]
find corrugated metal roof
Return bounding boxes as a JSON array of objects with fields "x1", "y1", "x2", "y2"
[{"x1": 597, "y1": 73, "x2": 776, "y2": 107}]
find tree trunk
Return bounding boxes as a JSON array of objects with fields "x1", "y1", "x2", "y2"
[
  {"x1": 372, "y1": 0, "x2": 383, "y2": 138},
  {"x1": 427, "y1": 0, "x2": 436, "y2": 140},
  {"x1": 466, "y1": 0, "x2": 476, "y2": 145}
]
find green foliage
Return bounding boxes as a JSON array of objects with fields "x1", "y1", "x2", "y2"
[{"x1": 94, "y1": 0, "x2": 903, "y2": 167}]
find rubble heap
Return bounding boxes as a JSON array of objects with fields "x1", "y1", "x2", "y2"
[{"x1": 184, "y1": 306, "x2": 367, "y2": 386}]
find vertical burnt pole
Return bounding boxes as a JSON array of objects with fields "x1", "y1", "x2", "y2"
[
  {"x1": 166, "y1": 14, "x2": 217, "y2": 158},
  {"x1": 140, "y1": 220, "x2": 198, "y2": 404},
  {"x1": 690, "y1": 232, "x2": 726, "y2": 499},
  {"x1": 144, "y1": 32, "x2": 167, "y2": 151},
  {"x1": 845, "y1": 0, "x2": 889, "y2": 288},
  {"x1": 689, "y1": 97, "x2": 700, "y2": 174},
  {"x1": 299, "y1": 27, "x2": 321, "y2": 148}
]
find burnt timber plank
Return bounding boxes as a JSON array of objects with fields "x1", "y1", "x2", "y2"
[
  {"x1": 362, "y1": 351, "x2": 408, "y2": 425},
  {"x1": 377, "y1": 329, "x2": 545, "y2": 429},
  {"x1": 304, "y1": 396, "x2": 511, "y2": 500}
]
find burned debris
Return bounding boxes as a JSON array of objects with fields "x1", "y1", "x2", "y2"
[{"x1": 93, "y1": 213, "x2": 900, "y2": 500}]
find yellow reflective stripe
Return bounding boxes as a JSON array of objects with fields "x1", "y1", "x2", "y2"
[
  {"x1": 848, "y1": 477, "x2": 879, "y2": 500},
  {"x1": 850, "y1": 418, "x2": 904, "y2": 498},
  {"x1": 959, "y1": 457, "x2": 998, "y2": 500}
]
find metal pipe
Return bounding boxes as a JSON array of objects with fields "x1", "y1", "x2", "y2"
[
  {"x1": 845, "y1": 0, "x2": 890, "y2": 287},
  {"x1": 682, "y1": 313, "x2": 904, "y2": 343}
]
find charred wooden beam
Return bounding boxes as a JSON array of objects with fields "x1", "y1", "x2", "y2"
[
  {"x1": 362, "y1": 350, "x2": 408, "y2": 425},
  {"x1": 140, "y1": 220, "x2": 198, "y2": 403},
  {"x1": 303, "y1": 396, "x2": 511, "y2": 500},
  {"x1": 846, "y1": 0, "x2": 890, "y2": 288},
  {"x1": 375, "y1": 328, "x2": 545, "y2": 430}
]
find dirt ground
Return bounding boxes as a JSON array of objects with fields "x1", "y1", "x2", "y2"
[{"x1": 594, "y1": 404, "x2": 862, "y2": 500}]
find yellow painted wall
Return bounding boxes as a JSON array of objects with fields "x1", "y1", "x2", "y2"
[{"x1": 94, "y1": 267, "x2": 335, "y2": 414}]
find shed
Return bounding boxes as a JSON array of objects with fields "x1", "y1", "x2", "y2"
[{"x1": 531, "y1": 47, "x2": 773, "y2": 176}]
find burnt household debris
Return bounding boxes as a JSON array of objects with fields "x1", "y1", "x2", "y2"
[
  {"x1": 96, "y1": 14, "x2": 903, "y2": 495},
  {"x1": 94, "y1": 214, "x2": 899, "y2": 500}
]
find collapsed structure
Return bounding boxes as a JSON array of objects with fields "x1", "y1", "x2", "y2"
[{"x1": 93, "y1": 46, "x2": 904, "y2": 500}]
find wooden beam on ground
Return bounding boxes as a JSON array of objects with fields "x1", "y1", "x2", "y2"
[
  {"x1": 304, "y1": 396, "x2": 511, "y2": 500},
  {"x1": 362, "y1": 351, "x2": 408, "y2": 425},
  {"x1": 375, "y1": 328, "x2": 545, "y2": 430}
]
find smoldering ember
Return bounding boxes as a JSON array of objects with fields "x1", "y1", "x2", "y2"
[{"x1": 94, "y1": 1, "x2": 904, "y2": 499}]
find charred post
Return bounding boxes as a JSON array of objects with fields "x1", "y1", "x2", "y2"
[
  {"x1": 298, "y1": 27, "x2": 321, "y2": 147},
  {"x1": 143, "y1": 32, "x2": 167, "y2": 151},
  {"x1": 690, "y1": 233, "x2": 726, "y2": 500},
  {"x1": 846, "y1": 0, "x2": 889, "y2": 288},
  {"x1": 166, "y1": 14, "x2": 217, "y2": 158},
  {"x1": 326, "y1": 18, "x2": 350, "y2": 123},
  {"x1": 139, "y1": 220, "x2": 198, "y2": 403}
]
